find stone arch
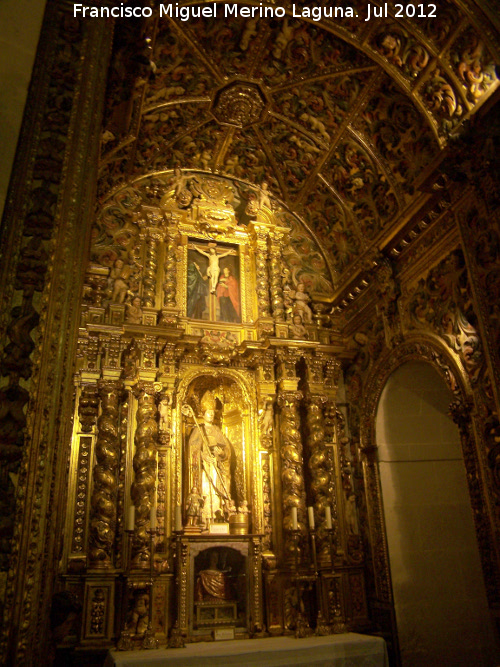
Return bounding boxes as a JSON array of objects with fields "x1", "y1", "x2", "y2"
[{"x1": 358, "y1": 333, "x2": 499, "y2": 634}]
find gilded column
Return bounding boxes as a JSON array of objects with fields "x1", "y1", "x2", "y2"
[
  {"x1": 131, "y1": 382, "x2": 158, "y2": 567},
  {"x1": 278, "y1": 390, "x2": 306, "y2": 561},
  {"x1": 268, "y1": 231, "x2": 285, "y2": 322},
  {"x1": 163, "y1": 224, "x2": 180, "y2": 309},
  {"x1": 143, "y1": 232, "x2": 160, "y2": 308},
  {"x1": 88, "y1": 380, "x2": 122, "y2": 568},
  {"x1": 138, "y1": 207, "x2": 163, "y2": 309},
  {"x1": 115, "y1": 390, "x2": 129, "y2": 571},
  {"x1": 251, "y1": 224, "x2": 271, "y2": 320},
  {"x1": 305, "y1": 394, "x2": 330, "y2": 560}
]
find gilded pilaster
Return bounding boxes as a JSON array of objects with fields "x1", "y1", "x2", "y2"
[
  {"x1": 131, "y1": 382, "x2": 159, "y2": 567},
  {"x1": 89, "y1": 380, "x2": 122, "y2": 569}
]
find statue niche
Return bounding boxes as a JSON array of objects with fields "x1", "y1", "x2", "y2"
[{"x1": 182, "y1": 381, "x2": 246, "y2": 532}]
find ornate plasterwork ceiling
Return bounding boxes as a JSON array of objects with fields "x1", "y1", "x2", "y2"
[{"x1": 99, "y1": 1, "x2": 499, "y2": 292}]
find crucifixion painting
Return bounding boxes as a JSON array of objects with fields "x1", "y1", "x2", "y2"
[{"x1": 187, "y1": 241, "x2": 241, "y2": 323}]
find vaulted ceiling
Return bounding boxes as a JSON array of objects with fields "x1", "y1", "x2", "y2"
[{"x1": 99, "y1": 1, "x2": 499, "y2": 296}]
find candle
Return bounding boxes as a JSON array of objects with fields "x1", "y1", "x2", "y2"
[
  {"x1": 291, "y1": 507, "x2": 298, "y2": 530},
  {"x1": 150, "y1": 503, "x2": 157, "y2": 531},
  {"x1": 325, "y1": 506, "x2": 332, "y2": 530},
  {"x1": 175, "y1": 505, "x2": 183, "y2": 532},
  {"x1": 126, "y1": 505, "x2": 135, "y2": 531},
  {"x1": 308, "y1": 506, "x2": 315, "y2": 530}
]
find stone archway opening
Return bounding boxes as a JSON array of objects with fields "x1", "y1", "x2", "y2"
[{"x1": 375, "y1": 360, "x2": 498, "y2": 666}]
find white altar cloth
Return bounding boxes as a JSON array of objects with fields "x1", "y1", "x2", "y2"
[{"x1": 104, "y1": 633, "x2": 389, "y2": 667}]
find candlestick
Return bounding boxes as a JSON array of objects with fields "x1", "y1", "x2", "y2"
[
  {"x1": 291, "y1": 507, "x2": 298, "y2": 531},
  {"x1": 325, "y1": 506, "x2": 332, "y2": 530},
  {"x1": 175, "y1": 505, "x2": 183, "y2": 532},
  {"x1": 308, "y1": 506, "x2": 315, "y2": 530},
  {"x1": 126, "y1": 505, "x2": 135, "y2": 532}
]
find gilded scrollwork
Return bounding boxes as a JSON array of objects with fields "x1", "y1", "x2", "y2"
[{"x1": 268, "y1": 232, "x2": 285, "y2": 323}]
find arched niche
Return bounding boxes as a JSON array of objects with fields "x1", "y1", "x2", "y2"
[
  {"x1": 174, "y1": 369, "x2": 258, "y2": 534},
  {"x1": 375, "y1": 360, "x2": 498, "y2": 666}
]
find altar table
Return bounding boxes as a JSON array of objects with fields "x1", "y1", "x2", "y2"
[{"x1": 104, "y1": 632, "x2": 389, "y2": 667}]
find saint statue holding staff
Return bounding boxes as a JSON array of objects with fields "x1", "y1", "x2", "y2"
[{"x1": 183, "y1": 390, "x2": 235, "y2": 528}]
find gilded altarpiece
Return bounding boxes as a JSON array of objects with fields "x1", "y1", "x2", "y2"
[{"x1": 59, "y1": 173, "x2": 368, "y2": 650}]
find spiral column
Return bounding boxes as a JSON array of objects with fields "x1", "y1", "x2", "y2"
[
  {"x1": 251, "y1": 225, "x2": 271, "y2": 318},
  {"x1": 278, "y1": 390, "x2": 306, "y2": 562},
  {"x1": 306, "y1": 394, "x2": 331, "y2": 560},
  {"x1": 163, "y1": 224, "x2": 179, "y2": 308},
  {"x1": 131, "y1": 382, "x2": 158, "y2": 567},
  {"x1": 88, "y1": 380, "x2": 122, "y2": 568}
]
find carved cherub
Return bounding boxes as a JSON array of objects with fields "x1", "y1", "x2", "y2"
[
  {"x1": 258, "y1": 399, "x2": 274, "y2": 437},
  {"x1": 291, "y1": 282, "x2": 313, "y2": 323},
  {"x1": 289, "y1": 314, "x2": 308, "y2": 340},
  {"x1": 109, "y1": 258, "x2": 131, "y2": 304},
  {"x1": 159, "y1": 395, "x2": 172, "y2": 432},
  {"x1": 126, "y1": 591, "x2": 149, "y2": 635},
  {"x1": 240, "y1": 18, "x2": 258, "y2": 51},
  {"x1": 125, "y1": 296, "x2": 143, "y2": 324},
  {"x1": 258, "y1": 182, "x2": 272, "y2": 210}
]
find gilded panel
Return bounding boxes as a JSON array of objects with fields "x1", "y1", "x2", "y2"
[
  {"x1": 146, "y1": 26, "x2": 219, "y2": 106},
  {"x1": 259, "y1": 119, "x2": 325, "y2": 197},
  {"x1": 354, "y1": 78, "x2": 438, "y2": 199},
  {"x1": 254, "y1": 21, "x2": 371, "y2": 89},
  {"x1": 186, "y1": 14, "x2": 261, "y2": 79},
  {"x1": 300, "y1": 181, "x2": 361, "y2": 276},
  {"x1": 271, "y1": 72, "x2": 372, "y2": 147}
]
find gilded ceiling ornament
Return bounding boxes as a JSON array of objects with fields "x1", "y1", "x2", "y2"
[{"x1": 212, "y1": 82, "x2": 267, "y2": 128}]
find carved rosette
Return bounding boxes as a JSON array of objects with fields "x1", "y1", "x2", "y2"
[
  {"x1": 252, "y1": 228, "x2": 271, "y2": 318},
  {"x1": 306, "y1": 394, "x2": 330, "y2": 559},
  {"x1": 278, "y1": 391, "x2": 306, "y2": 561},
  {"x1": 163, "y1": 225, "x2": 180, "y2": 308},
  {"x1": 88, "y1": 380, "x2": 121, "y2": 568},
  {"x1": 131, "y1": 383, "x2": 158, "y2": 567},
  {"x1": 268, "y1": 232, "x2": 285, "y2": 322}
]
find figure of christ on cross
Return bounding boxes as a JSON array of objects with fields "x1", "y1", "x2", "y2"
[{"x1": 191, "y1": 242, "x2": 238, "y2": 294}]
